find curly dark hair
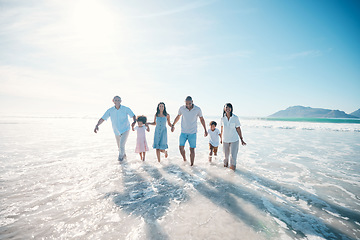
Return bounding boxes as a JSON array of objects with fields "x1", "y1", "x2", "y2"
[
  {"x1": 136, "y1": 115, "x2": 147, "y2": 124},
  {"x1": 210, "y1": 121, "x2": 217, "y2": 127}
]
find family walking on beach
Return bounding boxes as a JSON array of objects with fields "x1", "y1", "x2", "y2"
[{"x1": 94, "y1": 96, "x2": 246, "y2": 170}]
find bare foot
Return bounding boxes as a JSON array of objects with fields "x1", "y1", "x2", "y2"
[{"x1": 165, "y1": 151, "x2": 168, "y2": 158}]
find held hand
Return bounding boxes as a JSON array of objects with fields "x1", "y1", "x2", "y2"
[
  {"x1": 241, "y1": 139, "x2": 246, "y2": 146},
  {"x1": 171, "y1": 126, "x2": 175, "y2": 132},
  {"x1": 94, "y1": 125, "x2": 99, "y2": 133},
  {"x1": 220, "y1": 140, "x2": 222, "y2": 144},
  {"x1": 131, "y1": 122, "x2": 136, "y2": 131},
  {"x1": 204, "y1": 130, "x2": 208, "y2": 137}
]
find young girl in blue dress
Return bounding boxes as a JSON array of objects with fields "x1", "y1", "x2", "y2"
[{"x1": 148, "y1": 102, "x2": 172, "y2": 162}]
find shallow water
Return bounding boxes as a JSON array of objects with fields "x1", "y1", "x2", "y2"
[{"x1": 0, "y1": 116, "x2": 359, "y2": 239}]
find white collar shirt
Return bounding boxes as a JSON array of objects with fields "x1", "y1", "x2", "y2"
[
  {"x1": 101, "y1": 105, "x2": 135, "y2": 135},
  {"x1": 178, "y1": 105, "x2": 203, "y2": 134},
  {"x1": 221, "y1": 114, "x2": 241, "y2": 143}
]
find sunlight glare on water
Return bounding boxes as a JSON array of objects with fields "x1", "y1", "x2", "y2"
[{"x1": 1, "y1": 116, "x2": 359, "y2": 239}]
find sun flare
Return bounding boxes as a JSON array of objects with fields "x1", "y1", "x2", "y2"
[{"x1": 64, "y1": 0, "x2": 119, "y2": 48}]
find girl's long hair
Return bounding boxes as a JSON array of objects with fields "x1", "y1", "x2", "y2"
[
  {"x1": 223, "y1": 103, "x2": 233, "y2": 117},
  {"x1": 156, "y1": 102, "x2": 168, "y2": 117}
]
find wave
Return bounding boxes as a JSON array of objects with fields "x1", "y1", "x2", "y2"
[
  {"x1": 1, "y1": 115, "x2": 359, "y2": 133},
  {"x1": 246, "y1": 125, "x2": 360, "y2": 133},
  {"x1": 241, "y1": 119, "x2": 360, "y2": 133},
  {"x1": 259, "y1": 117, "x2": 360, "y2": 124}
]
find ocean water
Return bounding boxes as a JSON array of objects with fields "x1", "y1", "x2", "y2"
[
  {"x1": 0, "y1": 116, "x2": 359, "y2": 240},
  {"x1": 260, "y1": 117, "x2": 360, "y2": 125}
]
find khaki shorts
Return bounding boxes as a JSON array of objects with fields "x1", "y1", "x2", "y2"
[{"x1": 209, "y1": 143, "x2": 218, "y2": 155}]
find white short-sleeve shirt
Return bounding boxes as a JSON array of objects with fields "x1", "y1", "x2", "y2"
[
  {"x1": 101, "y1": 105, "x2": 135, "y2": 135},
  {"x1": 221, "y1": 114, "x2": 241, "y2": 143},
  {"x1": 178, "y1": 105, "x2": 203, "y2": 134},
  {"x1": 208, "y1": 128, "x2": 221, "y2": 147}
]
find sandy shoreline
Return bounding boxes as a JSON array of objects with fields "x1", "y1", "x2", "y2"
[{"x1": 1, "y1": 117, "x2": 359, "y2": 239}]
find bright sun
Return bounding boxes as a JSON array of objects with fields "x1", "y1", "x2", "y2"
[{"x1": 64, "y1": 0, "x2": 119, "y2": 48}]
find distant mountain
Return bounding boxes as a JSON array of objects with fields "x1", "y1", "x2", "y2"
[
  {"x1": 350, "y1": 109, "x2": 360, "y2": 118},
  {"x1": 269, "y1": 106, "x2": 359, "y2": 118}
]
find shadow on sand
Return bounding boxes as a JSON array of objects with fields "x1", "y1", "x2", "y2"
[
  {"x1": 233, "y1": 167, "x2": 360, "y2": 240},
  {"x1": 197, "y1": 164, "x2": 358, "y2": 239},
  {"x1": 106, "y1": 161, "x2": 358, "y2": 240},
  {"x1": 105, "y1": 162, "x2": 188, "y2": 240}
]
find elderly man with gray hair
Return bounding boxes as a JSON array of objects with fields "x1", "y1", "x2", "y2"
[{"x1": 94, "y1": 96, "x2": 136, "y2": 161}]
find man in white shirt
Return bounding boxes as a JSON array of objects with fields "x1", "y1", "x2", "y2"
[
  {"x1": 171, "y1": 96, "x2": 208, "y2": 166},
  {"x1": 94, "y1": 96, "x2": 136, "y2": 161}
]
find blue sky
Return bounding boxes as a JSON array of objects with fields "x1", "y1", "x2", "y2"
[{"x1": 0, "y1": 0, "x2": 359, "y2": 117}]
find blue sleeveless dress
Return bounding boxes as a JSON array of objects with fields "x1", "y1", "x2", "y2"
[{"x1": 153, "y1": 116, "x2": 168, "y2": 150}]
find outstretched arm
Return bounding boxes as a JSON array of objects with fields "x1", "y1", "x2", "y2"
[
  {"x1": 236, "y1": 127, "x2": 246, "y2": 146},
  {"x1": 167, "y1": 114, "x2": 172, "y2": 127},
  {"x1": 200, "y1": 117, "x2": 208, "y2": 137},
  {"x1": 147, "y1": 115, "x2": 157, "y2": 126},
  {"x1": 94, "y1": 118, "x2": 105, "y2": 133},
  {"x1": 171, "y1": 114, "x2": 181, "y2": 132}
]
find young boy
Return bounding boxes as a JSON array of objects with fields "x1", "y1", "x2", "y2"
[{"x1": 208, "y1": 121, "x2": 222, "y2": 161}]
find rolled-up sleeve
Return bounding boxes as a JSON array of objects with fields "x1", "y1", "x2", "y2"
[
  {"x1": 127, "y1": 107, "x2": 135, "y2": 118},
  {"x1": 235, "y1": 116, "x2": 241, "y2": 127},
  {"x1": 101, "y1": 109, "x2": 110, "y2": 120},
  {"x1": 197, "y1": 108, "x2": 203, "y2": 118}
]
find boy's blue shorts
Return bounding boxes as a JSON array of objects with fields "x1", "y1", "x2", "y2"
[{"x1": 179, "y1": 133, "x2": 197, "y2": 148}]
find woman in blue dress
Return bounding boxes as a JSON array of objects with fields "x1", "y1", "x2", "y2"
[{"x1": 148, "y1": 102, "x2": 172, "y2": 162}]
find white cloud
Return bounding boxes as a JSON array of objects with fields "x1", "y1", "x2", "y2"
[
  {"x1": 0, "y1": 64, "x2": 165, "y2": 115},
  {"x1": 140, "y1": 46, "x2": 252, "y2": 70},
  {"x1": 286, "y1": 50, "x2": 322, "y2": 60},
  {"x1": 258, "y1": 66, "x2": 294, "y2": 72},
  {"x1": 1, "y1": 1, "x2": 127, "y2": 63},
  {"x1": 132, "y1": 0, "x2": 218, "y2": 18}
]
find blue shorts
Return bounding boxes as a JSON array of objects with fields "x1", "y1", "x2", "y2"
[{"x1": 179, "y1": 133, "x2": 197, "y2": 148}]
